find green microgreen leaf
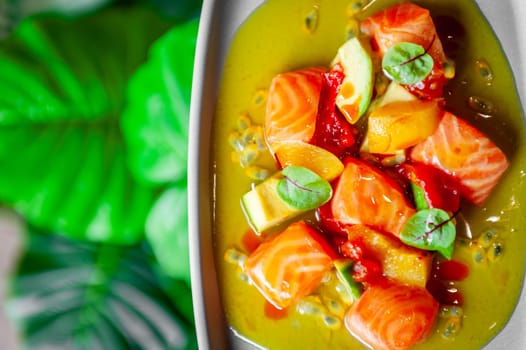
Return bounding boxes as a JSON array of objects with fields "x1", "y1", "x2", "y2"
[
  {"x1": 400, "y1": 208, "x2": 456, "y2": 259},
  {"x1": 411, "y1": 182, "x2": 429, "y2": 211},
  {"x1": 382, "y1": 42, "x2": 434, "y2": 85},
  {"x1": 276, "y1": 166, "x2": 332, "y2": 211}
]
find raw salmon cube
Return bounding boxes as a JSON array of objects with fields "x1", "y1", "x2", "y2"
[
  {"x1": 410, "y1": 111, "x2": 509, "y2": 205},
  {"x1": 330, "y1": 158, "x2": 416, "y2": 237},
  {"x1": 245, "y1": 221, "x2": 333, "y2": 309}
]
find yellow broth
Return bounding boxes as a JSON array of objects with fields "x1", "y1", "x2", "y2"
[{"x1": 211, "y1": 0, "x2": 526, "y2": 349}]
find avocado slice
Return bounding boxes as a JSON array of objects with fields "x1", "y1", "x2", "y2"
[
  {"x1": 334, "y1": 259, "x2": 363, "y2": 301},
  {"x1": 241, "y1": 174, "x2": 303, "y2": 234},
  {"x1": 332, "y1": 37, "x2": 373, "y2": 124}
]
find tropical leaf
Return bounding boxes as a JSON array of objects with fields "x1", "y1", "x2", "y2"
[
  {"x1": 0, "y1": 0, "x2": 111, "y2": 39},
  {"x1": 144, "y1": 0, "x2": 202, "y2": 20},
  {"x1": 121, "y1": 20, "x2": 197, "y2": 280},
  {"x1": 122, "y1": 19, "x2": 197, "y2": 185},
  {"x1": 7, "y1": 228, "x2": 197, "y2": 350},
  {"x1": 6, "y1": 0, "x2": 111, "y2": 18},
  {"x1": 0, "y1": 8, "x2": 172, "y2": 244},
  {"x1": 146, "y1": 181, "x2": 190, "y2": 283}
]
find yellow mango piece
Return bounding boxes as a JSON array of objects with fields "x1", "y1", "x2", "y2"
[
  {"x1": 273, "y1": 141, "x2": 344, "y2": 182},
  {"x1": 366, "y1": 100, "x2": 441, "y2": 154},
  {"x1": 345, "y1": 225, "x2": 433, "y2": 288}
]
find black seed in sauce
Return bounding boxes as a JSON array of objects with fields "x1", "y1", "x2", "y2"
[{"x1": 467, "y1": 95, "x2": 495, "y2": 116}]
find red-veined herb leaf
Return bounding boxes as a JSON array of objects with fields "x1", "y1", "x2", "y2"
[
  {"x1": 277, "y1": 166, "x2": 332, "y2": 211},
  {"x1": 400, "y1": 208, "x2": 456, "y2": 259},
  {"x1": 382, "y1": 42, "x2": 434, "y2": 85}
]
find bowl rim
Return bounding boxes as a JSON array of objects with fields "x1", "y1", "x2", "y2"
[{"x1": 188, "y1": 1, "x2": 526, "y2": 349}]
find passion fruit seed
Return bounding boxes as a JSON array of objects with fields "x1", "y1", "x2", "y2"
[
  {"x1": 463, "y1": 229, "x2": 503, "y2": 265},
  {"x1": 297, "y1": 296, "x2": 343, "y2": 330},
  {"x1": 480, "y1": 229, "x2": 497, "y2": 248},
  {"x1": 323, "y1": 315, "x2": 342, "y2": 329},
  {"x1": 442, "y1": 317, "x2": 462, "y2": 339},
  {"x1": 253, "y1": 130, "x2": 267, "y2": 151},
  {"x1": 239, "y1": 272, "x2": 249, "y2": 282},
  {"x1": 229, "y1": 113, "x2": 271, "y2": 179},
  {"x1": 237, "y1": 112, "x2": 252, "y2": 130},
  {"x1": 475, "y1": 58, "x2": 494, "y2": 85},
  {"x1": 440, "y1": 305, "x2": 463, "y2": 318},
  {"x1": 443, "y1": 60, "x2": 456, "y2": 79},
  {"x1": 297, "y1": 297, "x2": 323, "y2": 316},
  {"x1": 228, "y1": 131, "x2": 245, "y2": 152},
  {"x1": 347, "y1": 0, "x2": 371, "y2": 16},
  {"x1": 245, "y1": 166, "x2": 270, "y2": 181},
  {"x1": 241, "y1": 126, "x2": 260, "y2": 145},
  {"x1": 224, "y1": 247, "x2": 247, "y2": 267},
  {"x1": 439, "y1": 306, "x2": 463, "y2": 339},
  {"x1": 487, "y1": 242, "x2": 503, "y2": 262},
  {"x1": 326, "y1": 299, "x2": 344, "y2": 317},
  {"x1": 239, "y1": 144, "x2": 259, "y2": 167},
  {"x1": 346, "y1": 18, "x2": 360, "y2": 39},
  {"x1": 471, "y1": 246, "x2": 486, "y2": 265},
  {"x1": 224, "y1": 248, "x2": 249, "y2": 280},
  {"x1": 303, "y1": 6, "x2": 319, "y2": 34},
  {"x1": 467, "y1": 95, "x2": 495, "y2": 115},
  {"x1": 250, "y1": 89, "x2": 268, "y2": 109}
]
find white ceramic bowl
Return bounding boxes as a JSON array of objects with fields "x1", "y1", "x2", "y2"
[{"x1": 188, "y1": 1, "x2": 526, "y2": 349}]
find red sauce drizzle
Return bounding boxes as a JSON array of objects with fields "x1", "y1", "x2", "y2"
[
  {"x1": 434, "y1": 259, "x2": 470, "y2": 281},
  {"x1": 427, "y1": 259, "x2": 469, "y2": 306},
  {"x1": 264, "y1": 301, "x2": 288, "y2": 320},
  {"x1": 242, "y1": 229, "x2": 262, "y2": 254},
  {"x1": 312, "y1": 66, "x2": 357, "y2": 158}
]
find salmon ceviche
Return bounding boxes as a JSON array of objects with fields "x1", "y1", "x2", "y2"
[{"x1": 229, "y1": 2, "x2": 510, "y2": 349}]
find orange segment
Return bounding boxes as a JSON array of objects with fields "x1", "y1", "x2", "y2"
[{"x1": 273, "y1": 141, "x2": 344, "y2": 182}]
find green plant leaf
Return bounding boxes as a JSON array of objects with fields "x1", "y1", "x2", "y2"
[
  {"x1": 7, "y1": 229, "x2": 197, "y2": 349},
  {"x1": 121, "y1": 19, "x2": 198, "y2": 185},
  {"x1": 400, "y1": 208, "x2": 456, "y2": 259},
  {"x1": 146, "y1": 180, "x2": 190, "y2": 283},
  {"x1": 145, "y1": 0, "x2": 203, "y2": 20},
  {"x1": 382, "y1": 42, "x2": 434, "y2": 85},
  {"x1": 0, "y1": 8, "x2": 172, "y2": 244},
  {"x1": 277, "y1": 166, "x2": 332, "y2": 211},
  {"x1": 119, "y1": 19, "x2": 197, "y2": 279}
]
